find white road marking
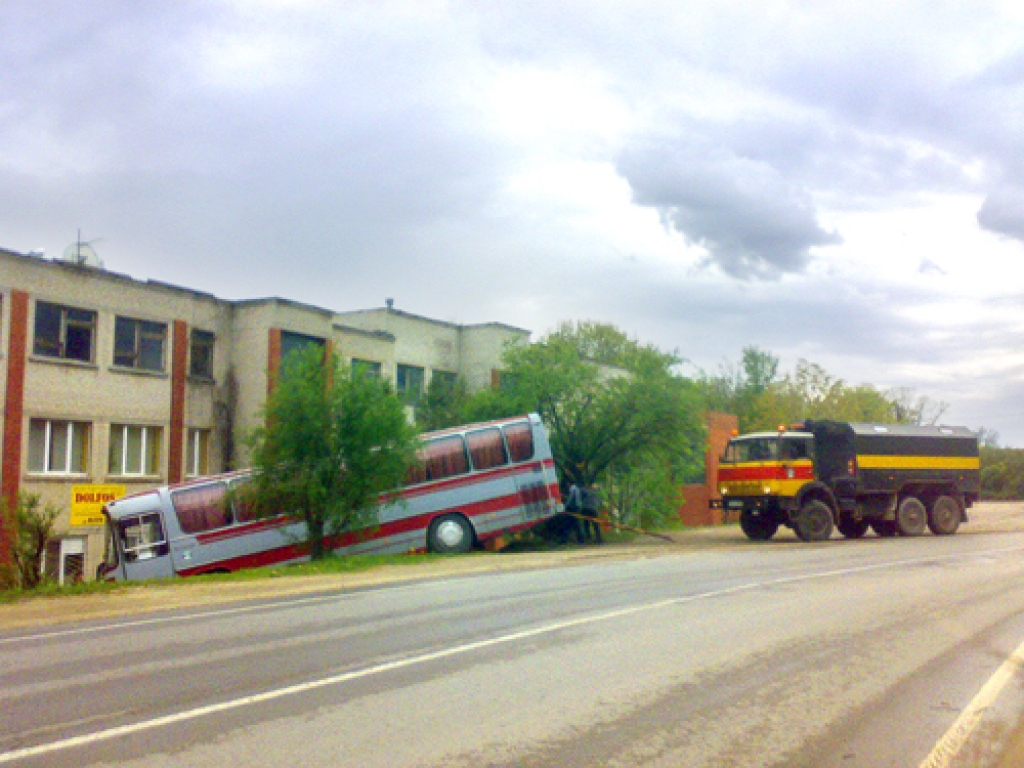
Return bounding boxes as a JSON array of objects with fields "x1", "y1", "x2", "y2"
[
  {"x1": 918, "y1": 637, "x2": 1024, "y2": 768},
  {"x1": 4, "y1": 543, "x2": 1024, "y2": 763},
  {"x1": 0, "y1": 590, "x2": 376, "y2": 645}
]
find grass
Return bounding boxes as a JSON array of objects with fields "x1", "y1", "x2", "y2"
[{"x1": 0, "y1": 578, "x2": 127, "y2": 605}]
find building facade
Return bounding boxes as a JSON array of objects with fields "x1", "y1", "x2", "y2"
[{"x1": 0, "y1": 248, "x2": 529, "y2": 581}]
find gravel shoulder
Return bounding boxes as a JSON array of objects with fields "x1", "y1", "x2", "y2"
[{"x1": 3, "y1": 501, "x2": 1021, "y2": 632}]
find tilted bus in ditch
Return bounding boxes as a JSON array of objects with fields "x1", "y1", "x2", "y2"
[
  {"x1": 713, "y1": 421, "x2": 980, "y2": 542},
  {"x1": 99, "y1": 414, "x2": 561, "y2": 580}
]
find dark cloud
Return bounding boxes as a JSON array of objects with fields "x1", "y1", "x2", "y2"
[
  {"x1": 977, "y1": 187, "x2": 1024, "y2": 242},
  {"x1": 617, "y1": 136, "x2": 841, "y2": 278}
]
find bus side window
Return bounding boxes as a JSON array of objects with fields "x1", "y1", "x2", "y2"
[
  {"x1": 229, "y1": 478, "x2": 260, "y2": 523},
  {"x1": 405, "y1": 456, "x2": 427, "y2": 486},
  {"x1": 466, "y1": 428, "x2": 508, "y2": 471},
  {"x1": 424, "y1": 435, "x2": 470, "y2": 480},
  {"x1": 173, "y1": 483, "x2": 231, "y2": 534},
  {"x1": 119, "y1": 512, "x2": 169, "y2": 562},
  {"x1": 504, "y1": 422, "x2": 535, "y2": 462}
]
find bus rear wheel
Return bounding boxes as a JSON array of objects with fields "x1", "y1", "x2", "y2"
[
  {"x1": 896, "y1": 497, "x2": 927, "y2": 536},
  {"x1": 795, "y1": 501, "x2": 833, "y2": 542},
  {"x1": 927, "y1": 496, "x2": 961, "y2": 536},
  {"x1": 428, "y1": 514, "x2": 475, "y2": 554},
  {"x1": 740, "y1": 509, "x2": 778, "y2": 541}
]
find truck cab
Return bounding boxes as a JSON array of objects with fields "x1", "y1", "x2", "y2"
[{"x1": 716, "y1": 429, "x2": 816, "y2": 541}]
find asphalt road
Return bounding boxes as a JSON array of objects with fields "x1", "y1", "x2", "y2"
[{"x1": 4, "y1": 525, "x2": 1024, "y2": 767}]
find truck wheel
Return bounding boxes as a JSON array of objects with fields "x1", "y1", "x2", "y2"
[
  {"x1": 838, "y1": 517, "x2": 869, "y2": 539},
  {"x1": 870, "y1": 519, "x2": 898, "y2": 537},
  {"x1": 896, "y1": 497, "x2": 927, "y2": 536},
  {"x1": 795, "y1": 501, "x2": 833, "y2": 542},
  {"x1": 927, "y1": 496, "x2": 961, "y2": 536},
  {"x1": 427, "y1": 514, "x2": 474, "y2": 554},
  {"x1": 740, "y1": 509, "x2": 779, "y2": 541}
]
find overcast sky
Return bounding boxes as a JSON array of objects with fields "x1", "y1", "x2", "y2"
[{"x1": 3, "y1": 1, "x2": 1024, "y2": 442}]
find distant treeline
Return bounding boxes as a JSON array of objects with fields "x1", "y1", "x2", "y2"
[{"x1": 980, "y1": 446, "x2": 1024, "y2": 500}]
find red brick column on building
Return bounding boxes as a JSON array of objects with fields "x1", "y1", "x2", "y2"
[
  {"x1": 167, "y1": 320, "x2": 188, "y2": 484},
  {"x1": 678, "y1": 411, "x2": 739, "y2": 526},
  {"x1": 1, "y1": 290, "x2": 30, "y2": 568},
  {"x1": 267, "y1": 328, "x2": 282, "y2": 395}
]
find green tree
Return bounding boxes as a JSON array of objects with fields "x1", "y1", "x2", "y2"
[
  {"x1": 466, "y1": 321, "x2": 705, "y2": 527},
  {"x1": 247, "y1": 346, "x2": 418, "y2": 560},
  {"x1": 416, "y1": 374, "x2": 471, "y2": 432},
  {"x1": 701, "y1": 350, "x2": 949, "y2": 432}
]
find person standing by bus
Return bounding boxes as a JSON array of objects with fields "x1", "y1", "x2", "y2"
[
  {"x1": 559, "y1": 482, "x2": 584, "y2": 544},
  {"x1": 580, "y1": 483, "x2": 603, "y2": 544}
]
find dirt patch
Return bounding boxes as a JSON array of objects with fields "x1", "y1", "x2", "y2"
[{"x1": 3, "y1": 502, "x2": 1021, "y2": 632}]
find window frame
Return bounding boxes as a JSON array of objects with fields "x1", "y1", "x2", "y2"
[
  {"x1": 352, "y1": 358, "x2": 383, "y2": 379},
  {"x1": 185, "y1": 428, "x2": 210, "y2": 478},
  {"x1": 397, "y1": 363, "x2": 425, "y2": 404},
  {"x1": 189, "y1": 329, "x2": 216, "y2": 379},
  {"x1": 33, "y1": 301, "x2": 97, "y2": 363},
  {"x1": 27, "y1": 419, "x2": 90, "y2": 475},
  {"x1": 109, "y1": 424, "x2": 163, "y2": 477},
  {"x1": 113, "y1": 316, "x2": 168, "y2": 372}
]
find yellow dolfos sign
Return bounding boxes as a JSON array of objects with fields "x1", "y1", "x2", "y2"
[{"x1": 71, "y1": 485, "x2": 127, "y2": 527}]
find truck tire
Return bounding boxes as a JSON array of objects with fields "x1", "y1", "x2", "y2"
[
  {"x1": 896, "y1": 497, "x2": 927, "y2": 536},
  {"x1": 838, "y1": 517, "x2": 869, "y2": 539},
  {"x1": 870, "y1": 519, "x2": 898, "y2": 537},
  {"x1": 927, "y1": 496, "x2": 961, "y2": 536},
  {"x1": 795, "y1": 500, "x2": 833, "y2": 542},
  {"x1": 740, "y1": 509, "x2": 779, "y2": 541},
  {"x1": 427, "y1": 514, "x2": 475, "y2": 554}
]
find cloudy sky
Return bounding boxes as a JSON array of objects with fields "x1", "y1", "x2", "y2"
[{"x1": 3, "y1": 1, "x2": 1024, "y2": 442}]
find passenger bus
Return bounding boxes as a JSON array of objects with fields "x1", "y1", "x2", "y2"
[{"x1": 99, "y1": 413, "x2": 562, "y2": 581}]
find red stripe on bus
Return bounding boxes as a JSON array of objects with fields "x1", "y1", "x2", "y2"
[{"x1": 192, "y1": 483, "x2": 559, "y2": 548}]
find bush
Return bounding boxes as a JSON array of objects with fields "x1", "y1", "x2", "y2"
[{"x1": 0, "y1": 492, "x2": 61, "y2": 589}]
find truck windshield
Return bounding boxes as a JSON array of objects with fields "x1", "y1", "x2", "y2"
[
  {"x1": 781, "y1": 438, "x2": 812, "y2": 460},
  {"x1": 725, "y1": 438, "x2": 779, "y2": 462}
]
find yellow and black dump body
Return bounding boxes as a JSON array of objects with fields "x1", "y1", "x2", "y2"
[{"x1": 804, "y1": 420, "x2": 980, "y2": 503}]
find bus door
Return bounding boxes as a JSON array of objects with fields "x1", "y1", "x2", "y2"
[
  {"x1": 515, "y1": 467, "x2": 551, "y2": 521},
  {"x1": 115, "y1": 509, "x2": 174, "y2": 580}
]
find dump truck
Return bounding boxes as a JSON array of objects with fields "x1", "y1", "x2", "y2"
[{"x1": 713, "y1": 421, "x2": 980, "y2": 542}]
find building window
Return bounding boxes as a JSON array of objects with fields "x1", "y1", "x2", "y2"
[
  {"x1": 109, "y1": 424, "x2": 162, "y2": 476},
  {"x1": 431, "y1": 370, "x2": 457, "y2": 388},
  {"x1": 33, "y1": 302, "x2": 96, "y2": 362},
  {"x1": 189, "y1": 330, "x2": 216, "y2": 379},
  {"x1": 114, "y1": 317, "x2": 167, "y2": 371},
  {"x1": 28, "y1": 419, "x2": 90, "y2": 474},
  {"x1": 397, "y1": 364, "x2": 425, "y2": 403},
  {"x1": 186, "y1": 428, "x2": 210, "y2": 477},
  {"x1": 352, "y1": 358, "x2": 382, "y2": 379},
  {"x1": 280, "y1": 331, "x2": 325, "y2": 363}
]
